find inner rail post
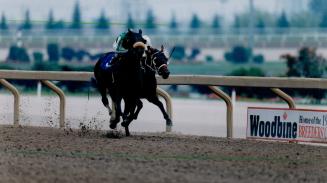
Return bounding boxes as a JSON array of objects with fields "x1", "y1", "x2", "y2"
[
  {"x1": 41, "y1": 80, "x2": 66, "y2": 128},
  {"x1": 156, "y1": 87, "x2": 173, "y2": 132},
  {"x1": 0, "y1": 79, "x2": 20, "y2": 126},
  {"x1": 208, "y1": 86, "x2": 233, "y2": 138},
  {"x1": 270, "y1": 88, "x2": 296, "y2": 109}
]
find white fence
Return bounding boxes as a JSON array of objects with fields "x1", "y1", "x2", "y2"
[{"x1": 2, "y1": 70, "x2": 327, "y2": 138}]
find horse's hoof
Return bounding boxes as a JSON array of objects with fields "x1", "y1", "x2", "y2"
[
  {"x1": 110, "y1": 117, "x2": 120, "y2": 124},
  {"x1": 109, "y1": 123, "x2": 117, "y2": 129},
  {"x1": 166, "y1": 118, "x2": 173, "y2": 126},
  {"x1": 125, "y1": 127, "x2": 130, "y2": 136},
  {"x1": 166, "y1": 125, "x2": 172, "y2": 133}
]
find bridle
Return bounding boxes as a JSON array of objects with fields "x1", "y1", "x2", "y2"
[{"x1": 143, "y1": 50, "x2": 168, "y2": 73}]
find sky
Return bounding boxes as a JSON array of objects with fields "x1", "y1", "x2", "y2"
[{"x1": 0, "y1": 0, "x2": 309, "y2": 26}]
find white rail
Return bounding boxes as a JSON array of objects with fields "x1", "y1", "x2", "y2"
[
  {"x1": 0, "y1": 70, "x2": 326, "y2": 89},
  {"x1": 1, "y1": 70, "x2": 327, "y2": 138}
]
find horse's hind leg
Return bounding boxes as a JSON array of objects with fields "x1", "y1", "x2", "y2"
[
  {"x1": 147, "y1": 96, "x2": 172, "y2": 126},
  {"x1": 111, "y1": 96, "x2": 122, "y2": 120},
  {"x1": 109, "y1": 100, "x2": 120, "y2": 129},
  {"x1": 110, "y1": 100, "x2": 116, "y2": 122},
  {"x1": 121, "y1": 98, "x2": 129, "y2": 121},
  {"x1": 99, "y1": 86, "x2": 112, "y2": 115},
  {"x1": 109, "y1": 97, "x2": 122, "y2": 129}
]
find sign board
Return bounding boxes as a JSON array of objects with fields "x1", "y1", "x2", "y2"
[{"x1": 247, "y1": 107, "x2": 327, "y2": 143}]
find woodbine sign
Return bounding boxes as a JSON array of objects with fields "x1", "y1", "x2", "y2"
[{"x1": 247, "y1": 107, "x2": 327, "y2": 143}]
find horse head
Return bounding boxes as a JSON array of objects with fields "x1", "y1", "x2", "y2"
[{"x1": 146, "y1": 45, "x2": 170, "y2": 79}]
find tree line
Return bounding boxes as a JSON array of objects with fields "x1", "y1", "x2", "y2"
[
  {"x1": 0, "y1": 1, "x2": 222, "y2": 31},
  {"x1": 2, "y1": 0, "x2": 327, "y2": 32},
  {"x1": 1, "y1": 0, "x2": 327, "y2": 32}
]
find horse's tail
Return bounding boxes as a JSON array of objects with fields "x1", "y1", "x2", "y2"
[
  {"x1": 92, "y1": 57, "x2": 101, "y2": 89},
  {"x1": 86, "y1": 77, "x2": 98, "y2": 100},
  {"x1": 90, "y1": 77, "x2": 98, "y2": 88}
]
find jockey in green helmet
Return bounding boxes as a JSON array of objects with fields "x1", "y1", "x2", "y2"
[{"x1": 113, "y1": 32, "x2": 128, "y2": 53}]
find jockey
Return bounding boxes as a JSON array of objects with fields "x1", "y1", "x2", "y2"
[
  {"x1": 113, "y1": 32, "x2": 152, "y2": 52},
  {"x1": 102, "y1": 32, "x2": 151, "y2": 71},
  {"x1": 113, "y1": 32, "x2": 128, "y2": 53},
  {"x1": 98, "y1": 32, "x2": 128, "y2": 71}
]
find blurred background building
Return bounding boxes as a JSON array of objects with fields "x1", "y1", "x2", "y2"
[{"x1": 1, "y1": 0, "x2": 327, "y2": 102}]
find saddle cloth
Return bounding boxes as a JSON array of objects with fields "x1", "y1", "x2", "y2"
[{"x1": 100, "y1": 52, "x2": 118, "y2": 71}]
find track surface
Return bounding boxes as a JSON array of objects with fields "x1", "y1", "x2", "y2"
[{"x1": 1, "y1": 125, "x2": 327, "y2": 183}]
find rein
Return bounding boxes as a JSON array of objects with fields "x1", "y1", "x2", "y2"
[
  {"x1": 144, "y1": 50, "x2": 166, "y2": 73},
  {"x1": 167, "y1": 46, "x2": 175, "y2": 64}
]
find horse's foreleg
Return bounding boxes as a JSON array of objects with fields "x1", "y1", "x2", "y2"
[
  {"x1": 122, "y1": 98, "x2": 131, "y2": 120},
  {"x1": 147, "y1": 96, "x2": 172, "y2": 126},
  {"x1": 133, "y1": 99, "x2": 143, "y2": 120},
  {"x1": 121, "y1": 100, "x2": 137, "y2": 136}
]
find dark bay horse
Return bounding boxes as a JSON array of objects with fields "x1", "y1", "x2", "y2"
[
  {"x1": 121, "y1": 45, "x2": 172, "y2": 126},
  {"x1": 93, "y1": 29, "x2": 147, "y2": 135}
]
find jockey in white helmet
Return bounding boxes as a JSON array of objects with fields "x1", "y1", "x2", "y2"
[{"x1": 142, "y1": 35, "x2": 151, "y2": 47}]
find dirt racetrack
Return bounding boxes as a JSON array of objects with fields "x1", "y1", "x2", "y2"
[{"x1": 1, "y1": 125, "x2": 327, "y2": 183}]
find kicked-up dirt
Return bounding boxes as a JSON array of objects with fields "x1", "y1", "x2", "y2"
[{"x1": 0, "y1": 125, "x2": 327, "y2": 183}]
